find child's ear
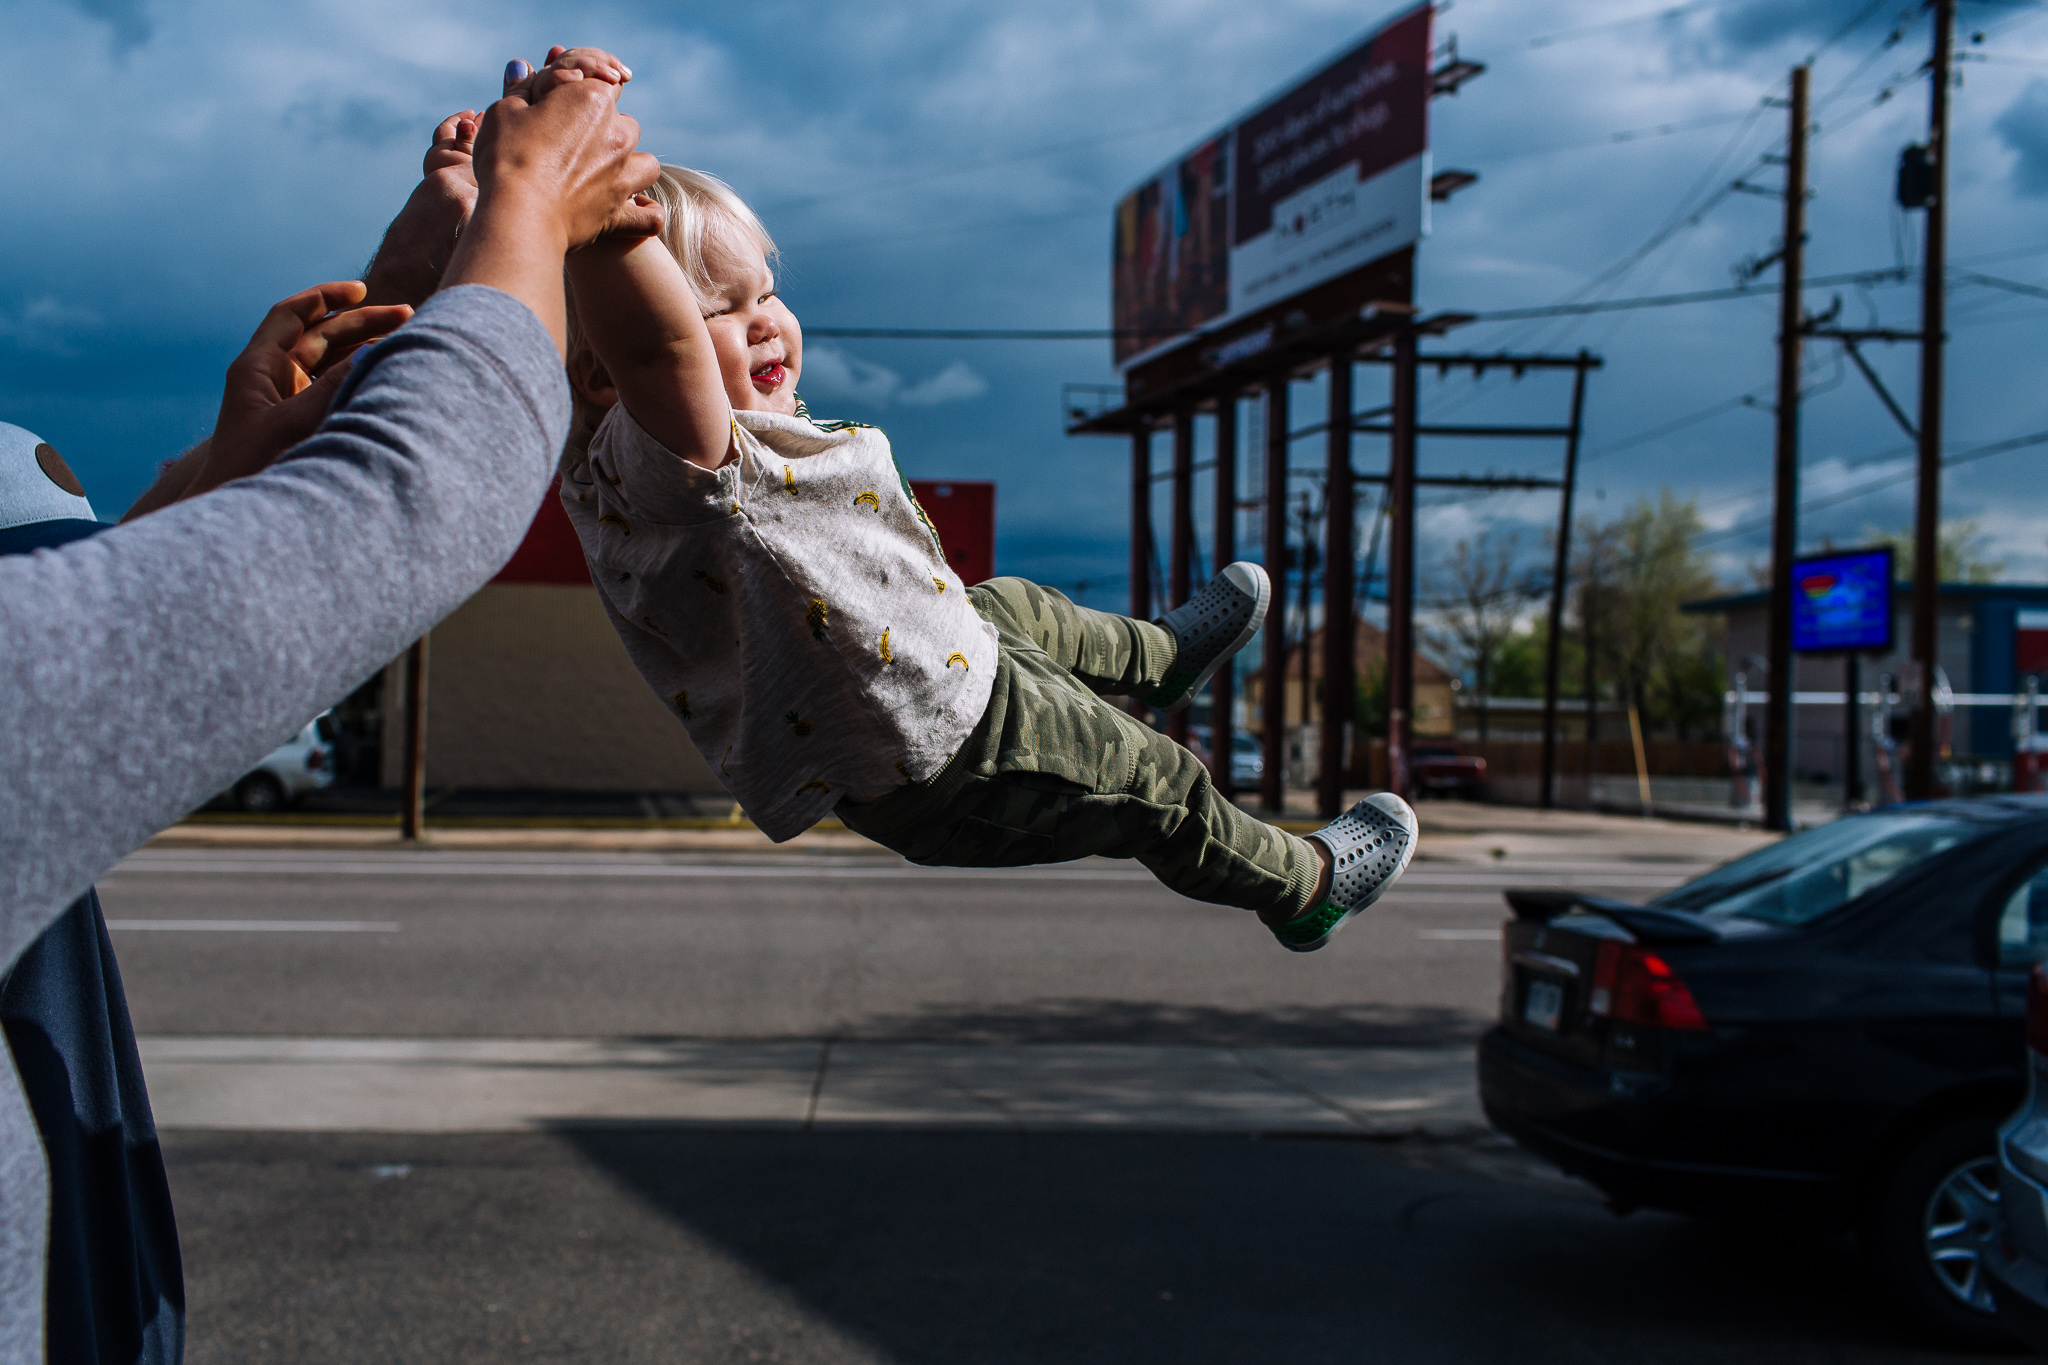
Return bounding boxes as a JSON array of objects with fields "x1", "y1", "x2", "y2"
[{"x1": 567, "y1": 349, "x2": 620, "y2": 409}]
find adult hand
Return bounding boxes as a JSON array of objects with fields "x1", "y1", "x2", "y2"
[
  {"x1": 442, "y1": 71, "x2": 661, "y2": 351},
  {"x1": 502, "y1": 45, "x2": 631, "y2": 101},
  {"x1": 204, "y1": 283, "x2": 412, "y2": 494}
]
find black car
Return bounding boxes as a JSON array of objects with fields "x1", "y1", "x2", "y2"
[{"x1": 1480, "y1": 796, "x2": 2048, "y2": 1348}]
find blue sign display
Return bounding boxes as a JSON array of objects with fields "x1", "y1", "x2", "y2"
[{"x1": 1791, "y1": 547, "x2": 1895, "y2": 653}]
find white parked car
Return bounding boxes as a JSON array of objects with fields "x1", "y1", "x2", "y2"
[{"x1": 226, "y1": 714, "x2": 337, "y2": 812}]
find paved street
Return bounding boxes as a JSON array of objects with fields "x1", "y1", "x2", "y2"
[{"x1": 96, "y1": 814, "x2": 1982, "y2": 1362}]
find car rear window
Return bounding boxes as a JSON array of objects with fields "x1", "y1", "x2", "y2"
[{"x1": 1651, "y1": 812, "x2": 1987, "y2": 926}]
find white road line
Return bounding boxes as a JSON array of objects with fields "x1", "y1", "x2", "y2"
[
  {"x1": 106, "y1": 919, "x2": 401, "y2": 933},
  {"x1": 1417, "y1": 929, "x2": 1502, "y2": 941}
]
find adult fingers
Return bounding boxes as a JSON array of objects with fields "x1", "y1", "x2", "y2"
[
  {"x1": 542, "y1": 46, "x2": 630, "y2": 83},
  {"x1": 294, "y1": 303, "x2": 413, "y2": 376},
  {"x1": 242, "y1": 281, "x2": 368, "y2": 360}
]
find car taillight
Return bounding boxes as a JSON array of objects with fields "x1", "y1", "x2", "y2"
[
  {"x1": 1589, "y1": 940, "x2": 1707, "y2": 1031},
  {"x1": 2028, "y1": 963, "x2": 2048, "y2": 1056}
]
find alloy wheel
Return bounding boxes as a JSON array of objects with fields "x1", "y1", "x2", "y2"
[{"x1": 1924, "y1": 1155, "x2": 2001, "y2": 1314}]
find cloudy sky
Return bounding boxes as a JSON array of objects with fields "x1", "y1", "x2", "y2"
[{"x1": 4, "y1": 0, "x2": 2046, "y2": 610}]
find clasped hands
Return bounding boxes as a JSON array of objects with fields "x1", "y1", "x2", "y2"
[{"x1": 132, "y1": 45, "x2": 659, "y2": 518}]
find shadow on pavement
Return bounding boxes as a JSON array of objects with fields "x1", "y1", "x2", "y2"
[
  {"x1": 168, "y1": 1127, "x2": 1982, "y2": 1364},
  {"x1": 838, "y1": 998, "x2": 1487, "y2": 1046}
]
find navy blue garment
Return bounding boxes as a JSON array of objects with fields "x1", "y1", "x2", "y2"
[{"x1": 0, "y1": 514, "x2": 184, "y2": 1363}]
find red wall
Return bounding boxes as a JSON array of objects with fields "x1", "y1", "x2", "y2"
[
  {"x1": 493, "y1": 477, "x2": 997, "y2": 588},
  {"x1": 493, "y1": 478, "x2": 591, "y2": 585},
  {"x1": 910, "y1": 479, "x2": 996, "y2": 585}
]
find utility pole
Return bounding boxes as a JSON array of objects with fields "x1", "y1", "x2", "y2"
[
  {"x1": 1907, "y1": 0, "x2": 1955, "y2": 800},
  {"x1": 401, "y1": 634, "x2": 430, "y2": 841},
  {"x1": 1319, "y1": 356, "x2": 1356, "y2": 818},
  {"x1": 1384, "y1": 327, "x2": 1419, "y2": 800},
  {"x1": 1167, "y1": 408, "x2": 1195, "y2": 748},
  {"x1": 1539, "y1": 355, "x2": 1590, "y2": 808},
  {"x1": 1763, "y1": 64, "x2": 1810, "y2": 834},
  {"x1": 1296, "y1": 490, "x2": 1316, "y2": 727}
]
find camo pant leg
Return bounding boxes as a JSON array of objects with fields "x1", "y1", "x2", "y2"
[
  {"x1": 840, "y1": 595, "x2": 1320, "y2": 920},
  {"x1": 969, "y1": 576, "x2": 1175, "y2": 698}
]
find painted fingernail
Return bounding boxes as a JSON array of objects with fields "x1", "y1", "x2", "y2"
[{"x1": 504, "y1": 59, "x2": 530, "y2": 84}]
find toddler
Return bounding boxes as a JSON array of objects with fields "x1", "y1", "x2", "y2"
[{"x1": 536, "y1": 63, "x2": 1416, "y2": 949}]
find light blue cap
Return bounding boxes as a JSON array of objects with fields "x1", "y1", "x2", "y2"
[{"x1": 0, "y1": 421, "x2": 96, "y2": 530}]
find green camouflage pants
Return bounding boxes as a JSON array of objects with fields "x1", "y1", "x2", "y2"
[{"x1": 838, "y1": 578, "x2": 1320, "y2": 920}]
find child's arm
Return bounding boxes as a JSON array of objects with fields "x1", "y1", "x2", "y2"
[{"x1": 566, "y1": 237, "x2": 736, "y2": 470}]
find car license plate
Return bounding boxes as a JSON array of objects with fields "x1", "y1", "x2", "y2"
[{"x1": 1524, "y1": 978, "x2": 1565, "y2": 1031}]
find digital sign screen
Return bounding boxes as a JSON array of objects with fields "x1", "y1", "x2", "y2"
[{"x1": 1791, "y1": 548, "x2": 1895, "y2": 653}]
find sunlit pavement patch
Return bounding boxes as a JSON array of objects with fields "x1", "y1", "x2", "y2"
[{"x1": 138, "y1": 1037, "x2": 1482, "y2": 1137}]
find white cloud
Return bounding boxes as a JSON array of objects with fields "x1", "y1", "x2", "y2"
[
  {"x1": 0, "y1": 297, "x2": 101, "y2": 356},
  {"x1": 799, "y1": 347, "x2": 987, "y2": 409},
  {"x1": 897, "y1": 360, "x2": 989, "y2": 407}
]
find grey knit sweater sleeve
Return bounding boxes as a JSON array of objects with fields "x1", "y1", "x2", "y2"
[{"x1": 0, "y1": 283, "x2": 567, "y2": 1361}]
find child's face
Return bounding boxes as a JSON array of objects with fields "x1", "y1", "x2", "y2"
[{"x1": 702, "y1": 238, "x2": 801, "y2": 417}]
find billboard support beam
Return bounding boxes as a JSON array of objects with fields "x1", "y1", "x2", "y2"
[
  {"x1": 401, "y1": 633, "x2": 430, "y2": 842},
  {"x1": 1764, "y1": 64, "x2": 1809, "y2": 834},
  {"x1": 1261, "y1": 380, "x2": 1291, "y2": 812},
  {"x1": 1168, "y1": 408, "x2": 1196, "y2": 748},
  {"x1": 1539, "y1": 354, "x2": 1591, "y2": 809},
  {"x1": 1129, "y1": 429, "x2": 1153, "y2": 718},
  {"x1": 1319, "y1": 355, "x2": 1357, "y2": 818},
  {"x1": 1385, "y1": 328, "x2": 1418, "y2": 801},
  {"x1": 1211, "y1": 394, "x2": 1240, "y2": 798}
]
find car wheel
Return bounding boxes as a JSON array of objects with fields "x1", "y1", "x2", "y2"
[
  {"x1": 234, "y1": 773, "x2": 288, "y2": 814},
  {"x1": 1861, "y1": 1114, "x2": 2015, "y2": 1349}
]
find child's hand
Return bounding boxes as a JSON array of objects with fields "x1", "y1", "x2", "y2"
[
  {"x1": 578, "y1": 192, "x2": 668, "y2": 251},
  {"x1": 502, "y1": 45, "x2": 632, "y2": 103}
]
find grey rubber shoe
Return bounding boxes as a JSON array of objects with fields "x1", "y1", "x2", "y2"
[
  {"x1": 1150, "y1": 562, "x2": 1271, "y2": 713},
  {"x1": 1272, "y1": 792, "x2": 1419, "y2": 953}
]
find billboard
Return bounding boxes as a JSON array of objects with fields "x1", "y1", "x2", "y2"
[
  {"x1": 1791, "y1": 548, "x2": 1895, "y2": 653},
  {"x1": 910, "y1": 479, "x2": 996, "y2": 585},
  {"x1": 1112, "y1": 4, "x2": 1433, "y2": 369}
]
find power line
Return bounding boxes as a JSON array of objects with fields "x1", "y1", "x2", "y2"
[{"x1": 1696, "y1": 425, "x2": 2048, "y2": 547}]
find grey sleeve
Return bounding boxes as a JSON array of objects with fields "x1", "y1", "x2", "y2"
[{"x1": 0, "y1": 284, "x2": 568, "y2": 968}]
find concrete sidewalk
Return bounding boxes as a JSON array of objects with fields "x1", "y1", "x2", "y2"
[{"x1": 139, "y1": 1037, "x2": 1483, "y2": 1138}]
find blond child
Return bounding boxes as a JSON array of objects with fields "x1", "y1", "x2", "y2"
[{"x1": 513, "y1": 51, "x2": 1416, "y2": 949}]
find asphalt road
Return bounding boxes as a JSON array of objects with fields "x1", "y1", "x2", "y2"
[
  {"x1": 108, "y1": 841, "x2": 1982, "y2": 1362},
  {"x1": 99, "y1": 848, "x2": 1707, "y2": 1044}
]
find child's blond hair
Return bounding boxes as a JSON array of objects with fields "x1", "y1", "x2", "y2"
[{"x1": 563, "y1": 165, "x2": 779, "y2": 467}]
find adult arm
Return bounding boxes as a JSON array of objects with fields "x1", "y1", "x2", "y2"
[{"x1": 0, "y1": 72, "x2": 657, "y2": 968}]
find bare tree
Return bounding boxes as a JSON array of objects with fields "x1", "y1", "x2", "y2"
[{"x1": 1424, "y1": 529, "x2": 1540, "y2": 742}]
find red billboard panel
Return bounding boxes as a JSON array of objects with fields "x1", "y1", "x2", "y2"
[
  {"x1": 1112, "y1": 3, "x2": 1433, "y2": 368},
  {"x1": 910, "y1": 479, "x2": 996, "y2": 585}
]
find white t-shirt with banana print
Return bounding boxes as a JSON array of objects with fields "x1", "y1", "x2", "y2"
[{"x1": 563, "y1": 404, "x2": 998, "y2": 841}]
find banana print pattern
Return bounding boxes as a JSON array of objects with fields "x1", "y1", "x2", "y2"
[
  {"x1": 642, "y1": 617, "x2": 667, "y2": 636},
  {"x1": 853, "y1": 490, "x2": 880, "y2": 511},
  {"x1": 783, "y1": 466, "x2": 797, "y2": 494},
  {"x1": 946, "y1": 652, "x2": 970, "y2": 671},
  {"x1": 599, "y1": 512, "x2": 630, "y2": 534},
  {"x1": 807, "y1": 598, "x2": 830, "y2": 641},
  {"x1": 878, "y1": 628, "x2": 893, "y2": 664},
  {"x1": 933, "y1": 577, "x2": 947, "y2": 594},
  {"x1": 674, "y1": 690, "x2": 693, "y2": 718},
  {"x1": 695, "y1": 571, "x2": 728, "y2": 594},
  {"x1": 785, "y1": 711, "x2": 814, "y2": 738},
  {"x1": 798, "y1": 778, "x2": 832, "y2": 794}
]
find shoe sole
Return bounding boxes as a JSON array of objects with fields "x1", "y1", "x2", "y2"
[
  {"x1": 1162, "y1": 566, "x2": 1272, "y2": 714},
  {"x1": 1279, "y1": 793, "x2": 1420, "y2": 953}
]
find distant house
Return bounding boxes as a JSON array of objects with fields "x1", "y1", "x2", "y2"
[
  {"x1": 1683, "y1": 581, "x2": 2048, "y2": 784},
  {"x1": 1241, "y1": 618, "x2": 1457, "y2": 738}
]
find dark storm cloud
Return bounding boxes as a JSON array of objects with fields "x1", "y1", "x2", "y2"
[
  {"x1": 64, "y1": 0, "x2": 149, "y2": 50},
  {"x1": 1996, "y1": 79, "x2": 2048, "y2": 196}
]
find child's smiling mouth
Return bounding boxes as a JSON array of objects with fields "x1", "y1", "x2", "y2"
[{"x1": 750, "y1": 361, "x2": 787, "y2": 391}]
